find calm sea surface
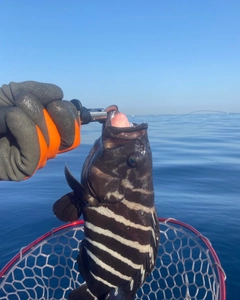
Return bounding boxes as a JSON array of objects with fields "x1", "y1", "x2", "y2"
[{"x1": 0, "y1": 113, "x2": 239, "y2": 299}]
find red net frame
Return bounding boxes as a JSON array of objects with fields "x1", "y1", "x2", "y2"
[{"x1": 0, "y1": 218, "x2": 226, "y2": 300}]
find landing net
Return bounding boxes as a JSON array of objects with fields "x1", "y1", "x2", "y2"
[{"x1": 0, "y1": 218, "x2": 226, "y2": 300}]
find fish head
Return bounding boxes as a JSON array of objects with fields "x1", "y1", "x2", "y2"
[{"x1": 81, "y1": 106, "x2": 154, "y2": 204}]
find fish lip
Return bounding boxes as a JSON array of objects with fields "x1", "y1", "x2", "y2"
[
  {"x1": 104, "y1": 105, "x2": 119, "y2": 127},
  {"x1": 104, "y1": 105, "x2": 148, "y2": 132}
]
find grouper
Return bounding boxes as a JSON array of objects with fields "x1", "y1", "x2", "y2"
[{"x1": 53, "y1": 106, "x2": 159, "y2": 299}]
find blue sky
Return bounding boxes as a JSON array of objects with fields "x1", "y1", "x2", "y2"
[{"x1": 1, "y1": 0, "x2": 239, "y2": 114}]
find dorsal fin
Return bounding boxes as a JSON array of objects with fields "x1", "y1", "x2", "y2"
[
  {"x1": 65, "y1": 164, "x2": 99, "y2": 207},
  {"x1": 64, "y1": 164, "x2": 85, "y2": 193}
]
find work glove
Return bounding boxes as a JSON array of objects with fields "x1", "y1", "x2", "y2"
[{"x1": 0, "y1": 81, "x2": 81, "y2": 181}]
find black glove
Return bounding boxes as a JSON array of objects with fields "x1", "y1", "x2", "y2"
[{"x1": 0, "y1": 81, "x2": 81, "y2": 181}]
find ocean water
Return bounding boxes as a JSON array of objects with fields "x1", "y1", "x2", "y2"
[{"x1": 0, "y1": 113, "x2": 239, "y2": 299}]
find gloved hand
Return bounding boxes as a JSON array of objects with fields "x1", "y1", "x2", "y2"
[{"x1": 0, "y1": 81, "x2": 81, "y2": 181}]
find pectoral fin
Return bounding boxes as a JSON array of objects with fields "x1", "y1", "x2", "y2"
[{"x1": 53, "y1": 192, "x2": 82, "y2": 222}]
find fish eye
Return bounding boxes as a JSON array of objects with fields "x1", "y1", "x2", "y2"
[{"x1": 127, "y1": 152, "x2": 142, "y2": 168}]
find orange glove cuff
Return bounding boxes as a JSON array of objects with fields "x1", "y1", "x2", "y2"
[
  {"x1": 43, "y1": 109, "x2": 61, "y2": 159},
  {"x1": 24, "y1": 110, "x2": 80, "y2": 179},
  {"x1": 58, "y1": 119, "x2": 81, "y2": 154},
  {"x1": 24, "y1": 125, "x2": 48, "y2": 180},
  {"x1": 35, "y1": 125, "x2": 49, "y2": 169}
]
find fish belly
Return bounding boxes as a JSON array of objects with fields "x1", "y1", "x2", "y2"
[{"x1": 80, "y1": 202, "x2": 159, "y2": 298}]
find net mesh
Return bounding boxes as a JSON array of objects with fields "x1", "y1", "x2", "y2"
[{"x1": 0, "y1": 218, "x2": 226, "y2": 300}]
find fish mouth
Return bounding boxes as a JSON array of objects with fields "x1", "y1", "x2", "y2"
[
  {"x1": 104, "y1": 105, "x2": 123, "y2": 127},
  {"x1": 104, "y1": 105, "x2": 148, "y2": 133}
]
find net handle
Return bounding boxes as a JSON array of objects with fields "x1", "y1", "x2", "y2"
[{"x1": 0, "y1": 218, "x2": 226, "y2": 300}]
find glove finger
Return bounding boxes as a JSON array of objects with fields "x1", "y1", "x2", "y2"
[
  {"x1": 46, "y1": 100, "x2": 81, "y2": 153},
  {"x1": 0, "y1": 107, "x2": 11, "y2": 135},
  {"x1": 2, "y1": 107, "x2": 48, "y2": 181},
  {"x1": 10, "y1": 81, "x2": 64, "y2": 106},
  {"x1": 14, "y1": 91, "x2": 61, "y2": 159},
  {"x1": 0, "y1": 84, "x2": 14, "y2": 105}
]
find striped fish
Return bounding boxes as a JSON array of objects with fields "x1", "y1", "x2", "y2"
[{"x1": 53, "y1": 107, "x2": 159, "y2": 300}]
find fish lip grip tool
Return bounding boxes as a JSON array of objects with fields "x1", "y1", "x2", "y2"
[
  {"x1": 70, "y1": 99, "x2": 107, "y2": 124},
  {"x1": 83, "y1": 108, "x2": 107, "y2": 124},
  {"x1": 0, "y1": 100, "x2": 108, "y2": 134},
  {"x1": 71, "y1": 101, "x2": 120, "y2": 125}
]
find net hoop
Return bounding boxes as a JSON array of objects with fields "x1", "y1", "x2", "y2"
[{"x1": 0, "y1": 218, "x2": 226, "y2": 300}]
